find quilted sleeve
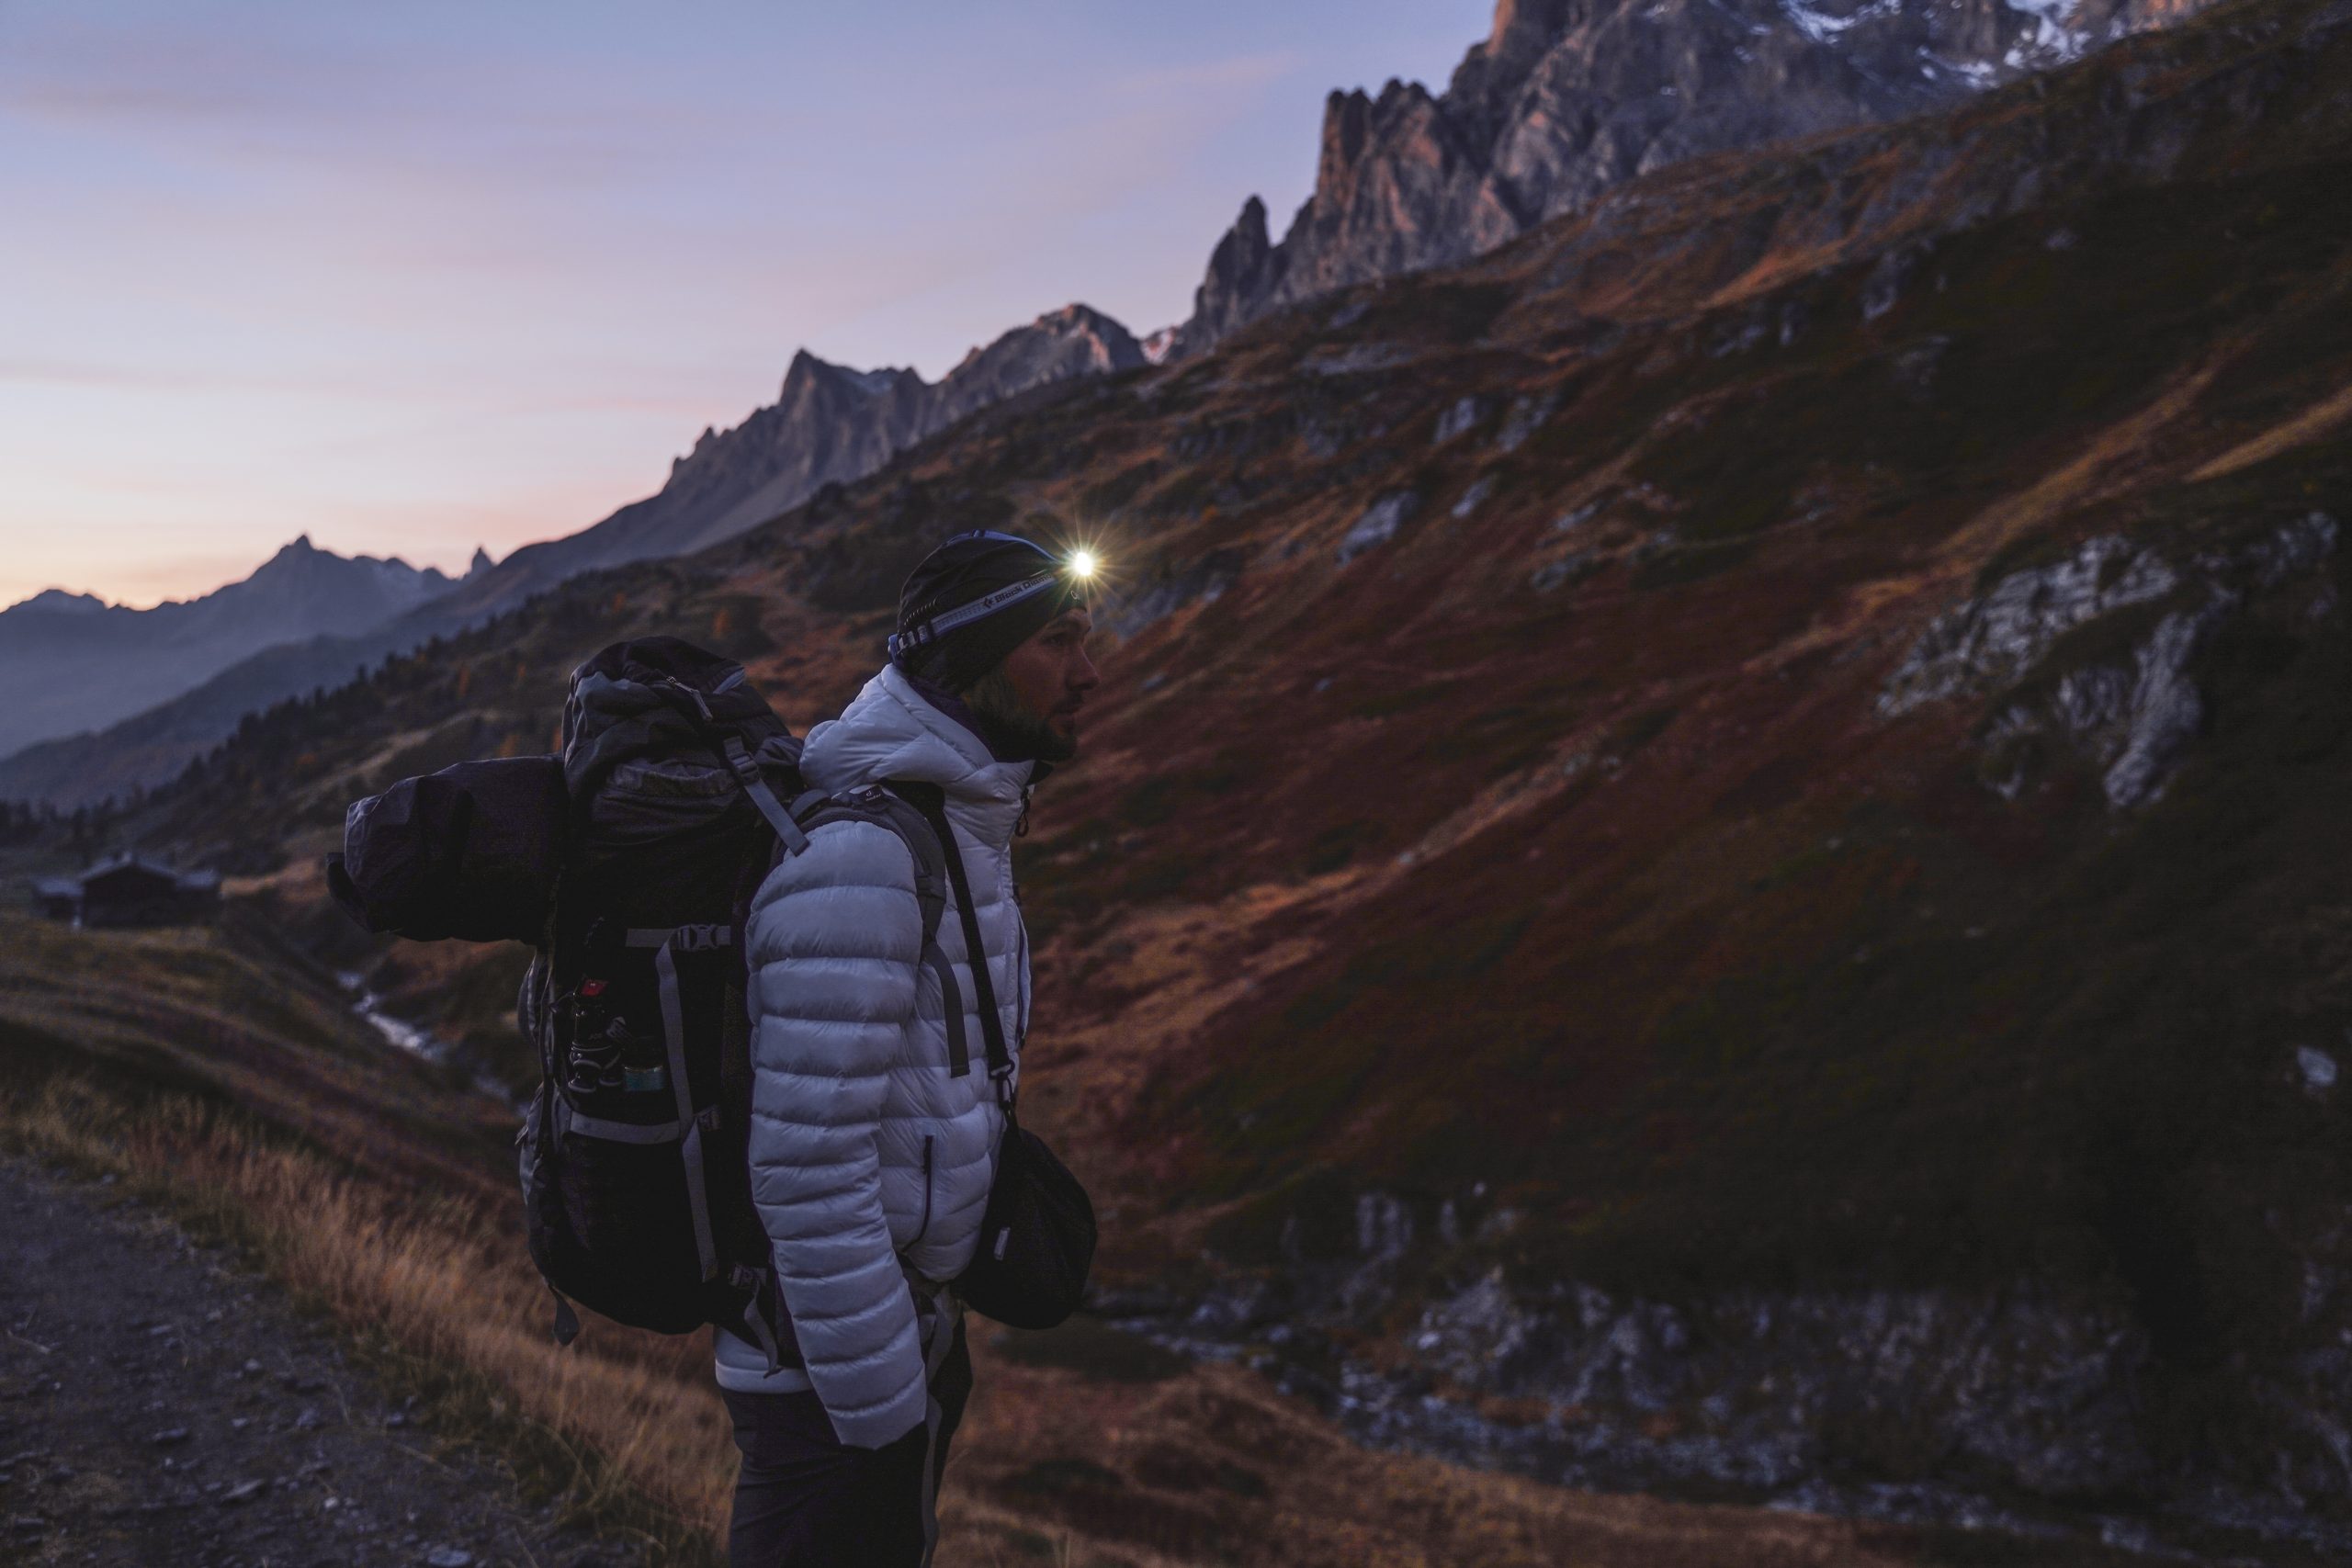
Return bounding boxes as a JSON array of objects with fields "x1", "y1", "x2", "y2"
[{"x1": 742, "y1": 817, "x2": 927, "y2": 1449}]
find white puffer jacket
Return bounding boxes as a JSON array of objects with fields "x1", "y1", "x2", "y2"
[{"x1": 711, "y1": 663, "x2": 1030, "y2": 1449}]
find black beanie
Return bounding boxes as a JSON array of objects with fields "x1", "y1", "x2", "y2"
[{"x1": 889, "y1": 531, "x2": 1085, "y2": 691}]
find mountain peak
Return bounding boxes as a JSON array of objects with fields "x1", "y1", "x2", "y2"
[
  {"x1": 468, "y1": 547, "x2": 495, "y2": 577},
  {"x1": 8, "y1": 588, "x2": 109, "y2": 616},
  {"x1": 948, "y1": 304, "x2": 1146, "y2": 385},
  {"x1": 253, "y1": 534, "x2": 346, "y2": 582},
  {"x1": 1167, "y1": 197, "x2": 1285, "y2": 360},
  {"x1": 1035, "y1": 302, "x2": 1119, "y2": 335},
  {"x1": 782, "y1": 347, "x2": 852, "y2": 393},
  {"x1": 1487, "y1": 0, "x2": 1577, "y2": 56}
]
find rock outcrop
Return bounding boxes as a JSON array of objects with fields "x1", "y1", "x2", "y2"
[
  {"x1": 1883, "y1": 514, "x2": 2341, "y2": 807},
  {"x1": 1169, "y1": 0, "x2": 2217, "y2": 356}
]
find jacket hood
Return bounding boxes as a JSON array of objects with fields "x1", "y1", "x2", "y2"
[{"x1": 801, "y1": 664, "x2": 1034, "y2": 841}]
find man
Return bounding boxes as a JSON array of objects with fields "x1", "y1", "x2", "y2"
[{"x1": 713, "y1": 531, "x2": 1101, "y2": 1566}]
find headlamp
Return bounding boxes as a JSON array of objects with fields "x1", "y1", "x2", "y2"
[{"x1": 887, "y1": 533, "x2": 1103, "y2": 668}]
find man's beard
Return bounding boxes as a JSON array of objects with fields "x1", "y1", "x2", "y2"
[{"x1": 963, "y1": 665, "x2": 1077, "y2": 762}]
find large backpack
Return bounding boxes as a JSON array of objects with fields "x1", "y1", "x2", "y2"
[{"x1": 328, "y1": 637, "x2": 952, "y2": 1360}]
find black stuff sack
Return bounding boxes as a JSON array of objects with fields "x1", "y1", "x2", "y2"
[{"x1": 326, "y1": 755, "x2": 567, "y2": 944}]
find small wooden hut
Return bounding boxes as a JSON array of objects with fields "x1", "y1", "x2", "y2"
[{"x1": 31, "y1": 854, "x2": 221, "y2": 928}]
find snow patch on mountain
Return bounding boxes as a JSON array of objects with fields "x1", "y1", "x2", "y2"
[
  {"x1": 2006, "y1": 0, "x2": 2092, "y2": 60},
  {"x1": 1781, "y1": 0, "x2": 1903, "y2": 44}
]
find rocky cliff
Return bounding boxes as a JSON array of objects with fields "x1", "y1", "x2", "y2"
[{"x1": 1170, "y1": 0, "x2": 2219, "y2": 355}]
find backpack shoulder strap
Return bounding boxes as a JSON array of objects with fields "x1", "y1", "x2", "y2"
[
  {"x1": 786, "y1": 787, "x2": 946, "y2": 951},
  {"x1": 885, "y1": 782, "x2": 1012, "y2": 1106},
  {"x1": 783, "y1": 786, "x2": 976, "y2": 1080}
]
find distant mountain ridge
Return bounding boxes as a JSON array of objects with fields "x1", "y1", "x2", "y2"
[
  {"x1": 1170, "y1": 0, "x2": 2221, "y2": 355},
  {"x1": 0, "y1": 306, "x2": 1145, "y2": 806},
  {"x1": 422, "y1": 303, "x2": 1145, "y2": 623},
  {"x1": 0, "y1": 536, "x2": 480, "y2": 764},
  {"x1": 12, "y1": 590, "x2": 109, "y2": 616}
]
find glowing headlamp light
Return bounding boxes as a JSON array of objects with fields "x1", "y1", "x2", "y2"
[{"x1": 887, "y1": 540, "x2": 1104, "y2": 666}]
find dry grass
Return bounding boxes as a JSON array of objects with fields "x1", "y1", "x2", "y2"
[
  {"x1": 934, "y1": 1337, "x2": 1944, "y2": 1568},
  {"x1": 0, "y1": 1077, "x2": 736, "y2": 1563},
  {"x1": 2187, "y1": 377, "x2": 2352, "y2": 481},
  {"x1": 0, "y1": 909, "x2": 732, "y2": 1562}
]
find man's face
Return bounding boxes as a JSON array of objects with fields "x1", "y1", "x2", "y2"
[{"x1": 965, "y1": 607, "x2": 1100, "y2": 762}]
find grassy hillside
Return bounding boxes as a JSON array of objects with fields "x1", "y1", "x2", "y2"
[
  {"x1": 1, "y1": 912, "x2": 2153, "y2": 1565},
  {"x1": 51, "y1": 0, "x2": 2352, "y2": 1539}
]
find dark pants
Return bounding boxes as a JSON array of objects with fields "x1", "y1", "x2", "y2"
[{"x1": 722, "y1": 1319, "x2": 972, "y2": 1568}]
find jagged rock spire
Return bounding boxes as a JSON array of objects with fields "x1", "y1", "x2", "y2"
[{"x1": 1163, "y1": 0, "x2": 2200, "y2": 359}]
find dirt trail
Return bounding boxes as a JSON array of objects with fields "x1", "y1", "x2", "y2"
[{"x1": 0, "y1": 1157, "x2": 643, "y2": 1568}]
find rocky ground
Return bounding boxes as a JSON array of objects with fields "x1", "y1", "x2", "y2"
[{"x1": 0, "y1": 1157, "x2": 644, "y2": 1568}]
